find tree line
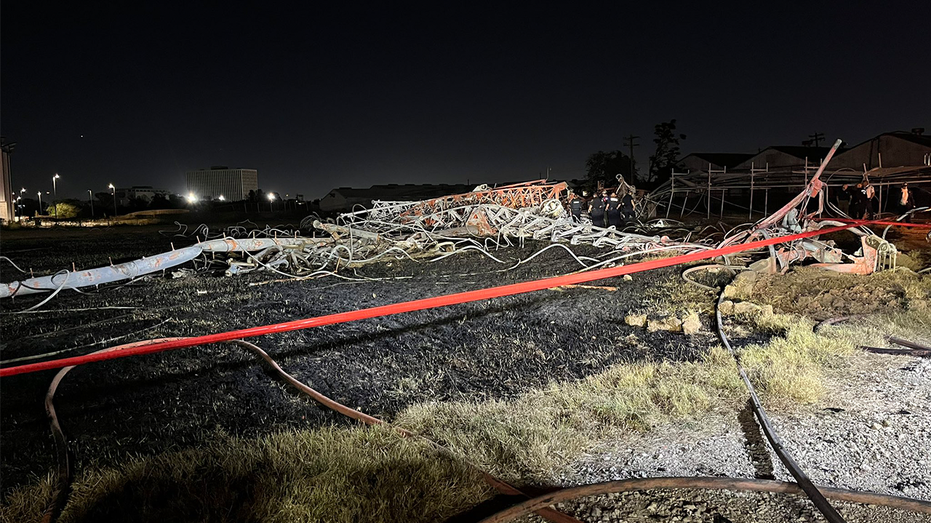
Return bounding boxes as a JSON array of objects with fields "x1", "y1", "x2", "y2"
[{"x1": 585, "y1": 119, "x2": 685, "y2": 190}]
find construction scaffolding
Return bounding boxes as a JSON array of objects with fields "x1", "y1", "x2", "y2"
[{"x1": 651, "y1": 163, "x2": 931, "y2": 220}]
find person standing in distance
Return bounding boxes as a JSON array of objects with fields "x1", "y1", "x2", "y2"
[
  {"x1": 568, "y1": 192, "x2": 583, "y2": 222},
  {"x1": 606, "y1": 191, "x2": 622, "y2": 227},
  {"x1": 622, "y1": 190, "x2": 636, "y2": 223},
  {"x1": 898, "y1": 183, "x2": 915, "y2": 222},
  {"x1": 862, "y1": 181, "x2": 876, "y2": 220},
  {"x1": 589, "y1": 192, "x2": 606, "y2": 227},
  {"x1": 849, "y1": 183, "x2": 865, "y2": 219}
]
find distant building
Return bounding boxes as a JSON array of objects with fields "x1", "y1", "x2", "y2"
[
  {"x1": 676, "y1": 130, "x2": 931, "y2": 175},
  {"x1": 734, "y1": 146, "x2": 842, "y2": 171},
  {"x1": 678, "y1": 153, "x2": 753, "y2": 172},
  {"x1": 185, "y1": 166, "x2": 258, "y2": 201},
  {"x1": 831, "y1": 130, "x2": 931, "y2": 171},
  {"x1": 0, "y1": 138, "x2": 13, "y2": 223}
]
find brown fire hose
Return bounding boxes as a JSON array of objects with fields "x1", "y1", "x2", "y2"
[{"x1": 475, "y1": 477, "x2": 931, "y2": 523}]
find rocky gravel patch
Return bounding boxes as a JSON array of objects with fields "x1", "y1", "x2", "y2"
[
  {"x1": 530, "y1": 490, "x2": 929, "y2": 523},
  {"x1": 544, "y1": 354, "x2": 931, "y2": 522}
]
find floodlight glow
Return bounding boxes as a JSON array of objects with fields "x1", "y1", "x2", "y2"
[
  {"x1": 267, "y1": 193, "x2": 275, "y2": 201},
  {"x1": 186, "y1": 193, "x2": 197, "y2": 203},
  {"x1": 218, "y1": 195, "x2": 225, "y2": 201}
]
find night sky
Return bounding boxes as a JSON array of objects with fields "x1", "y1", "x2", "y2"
[{"x1": 2, "y1": 2, "x2": 928, "y2": 201}]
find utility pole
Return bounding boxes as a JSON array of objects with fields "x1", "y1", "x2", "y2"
[
  {"x1": 808, "y1": 132, "x2": 824, "y2": 147},
  {"x1": 623, "y1": 134, "x2": 639, "y2": 184}
]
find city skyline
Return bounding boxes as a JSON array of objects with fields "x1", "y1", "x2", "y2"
[{"x1": 2, "y1": 3, "x2": 928, "y2": 202}]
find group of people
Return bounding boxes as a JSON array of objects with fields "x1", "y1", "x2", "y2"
[
  {"x1": 567, "y1": 189, "x2": 636, "y2": 227},
  {"x1": 840, "y1": 181, "x2": 876, "y2": 220},
  {"x1": 840, "y1": 180, "x2": 916, "y2": 221}
]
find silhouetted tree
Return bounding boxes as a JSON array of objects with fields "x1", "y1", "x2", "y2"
[
  {"x1": 128, "y1": 196, "x2": 149, "y2": 212},
  {"x1": 646, "y1": 119, "x2": 686, "y2": 187},
  {"x1": 168, "y1": 194, "x2": 186, "y2": 207},
  {"x1": 585, "y1": 150, "x2": 636, "y2": 189},
  {"x1": 95, "y1": 192, "x2": 115, "y2": 214},
  {"x1": 150, "y1": 194, "x2": 171, "y2": 209},
  {"x1": 50, "y1": 200, "x2": 82, "y2": 219}
]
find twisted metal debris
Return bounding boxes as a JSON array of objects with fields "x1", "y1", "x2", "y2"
[{"x1": 2, "y1": 143, "x2": 918, "y2": 305}]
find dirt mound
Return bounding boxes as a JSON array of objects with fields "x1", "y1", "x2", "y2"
[{"x1": 746, "y1": 267, "x2": 928, "y2": 320}]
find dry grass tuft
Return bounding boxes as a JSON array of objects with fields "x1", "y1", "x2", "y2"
[
  {"x1": 0, "y1": 426, "x2": 490, "y2": 523},
  {"x1": 738, "y1": 313, "x2": 856, "y2": 405},
  {"x1": 395, "y1": 350, "x2": 744, "y2": 484}
]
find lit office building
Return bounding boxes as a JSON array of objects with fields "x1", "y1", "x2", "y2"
[{"x1": 185, "y1": 166, "x2": 258, "y2": 202}]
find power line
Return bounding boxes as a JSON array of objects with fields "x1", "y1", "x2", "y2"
[
  {"x1": 622, "y1": 134, "x2": 639, "y2": 183},
  {"x1": 804, "y1": 132, "x2": 825, "y2": 147}
]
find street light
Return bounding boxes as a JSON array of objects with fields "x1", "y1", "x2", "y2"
[
  {"x1": 52, "y1": 174, "x2": 60, "y2": 219},
  {"x1": 37, "y1": 191, "x2": 43, "y2": 215},
  {"x1": 108, "y1": 184, "x2": 117, "y2": 216},
  {"x1": 88, "y1": 189, "x2": 94, "y2": 218},
  {"x1": 267, "y1": 192, "x2": 275, "y2": 212}
]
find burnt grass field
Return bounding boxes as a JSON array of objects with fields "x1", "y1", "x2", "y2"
[{"x1": 0, "y1": 225, "x2": 726, "y2": 495}]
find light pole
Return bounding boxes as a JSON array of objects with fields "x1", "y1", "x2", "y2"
[
  {"x1": 37, "y1": 191, "x2": 43, "y2": 216},
  {"x1": 52, "y1": 174, "x2": 60, "y2": 218},
  {"x1": 109, "y1": 184, "x2": 117, "y2": 216},
  {"x1": 88, "y1": 189, "x2": 95, "y2": 218},
  {"x1": 267, "y1": 192, "x2": 275, "y2": 212}
]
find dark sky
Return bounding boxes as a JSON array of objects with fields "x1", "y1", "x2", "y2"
[{"x1": 2, "y1": 2, "x2": 928, "y2": 201}]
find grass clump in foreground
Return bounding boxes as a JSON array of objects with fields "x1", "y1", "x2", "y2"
[
  {"x1": 1, "y1": 426, "x2": 491, "y2": 523},
  {"x1": 394, "y1": 345, "x2": 745, "y2": 484},
  {"x1": 737, "y1": 313, "x2": 855, "y2": 404}
]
